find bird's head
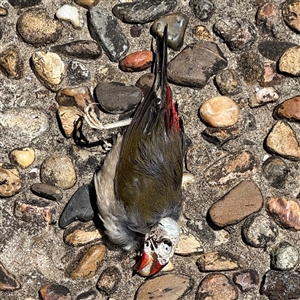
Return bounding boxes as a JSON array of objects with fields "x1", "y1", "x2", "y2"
[{"x1": 136, "y1": 217, "x2": 180, "y2": 276}]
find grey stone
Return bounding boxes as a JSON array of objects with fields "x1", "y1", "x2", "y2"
[
  {"x1": 31, "y1": 183, "x2": 63, "y2": 201},
  {"x1": 67, "y1": 60, "x2": 90, "y2": 85},
  {"x1": 258, "y1": 40, "x2": 297, "y2": 61},
  {"x1": 271, "y1": 241, "x2": 299, "y2": 270},
  {"x1": 190, "y1": 0, "x2": 215, "y2": 21},
  {"x1": 233, "y1": 269, "x2": 259, "y2": 292},
  {"x1": 8, "y1": 0, "x2": 41, "y2": 7}
]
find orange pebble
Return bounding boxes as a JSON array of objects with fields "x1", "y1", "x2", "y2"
[{"x1": 119, "y1": 50, "x2": 153, "y2": 72}]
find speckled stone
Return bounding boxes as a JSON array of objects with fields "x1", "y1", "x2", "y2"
[
  {"x1": 233, "y1": 269, "x2": 259, "y2": 292},
  {"x1": 256, "y1": 2, "x2": 280, "y2": 34},
  {"x1": 271, "y1": 241, "x2": 299, "y2": 270},
  {"x1": 31, "y1": 51, "x2": 65, "y2": 91},
  {"x1": 119, "y1": 50, "x2": 153, "y2": 72},
  {"x1": 195, "y1": 273, "x2": 238, "y2": 300},
  {"x1": 40, "y1": 154, "x2": 76, "y2": 189},
  {"x1": 265, "y1": 121, "x2": 300, "y2": 160},
  {"x1": 260, "y1": 61, "x2": 285, "y2": 87},
  {"x1": 67, "y1": 60, "x2": 90, "y2": 85},
  {"x1": 112, "y1": 0, "x2": 177, "y2": 24},
  {"x1": 209, "y1": 181, "x2": 263, "y2": 227},
  {"x1": 0, "y1": 163, "x2": 22, "y2": 197},
  {"x1": 279, "y1": 46, "x2": 300, "y2": 76},
  {"x1": 151, "y1": 12, "x2": 189, "y2": 51},
  {"x1": 261, "y1": 270, "x2": 300, "y2": 300},
  {"x1": 0, "y1": 262, "x2": 21, "y2": 291},
  {"x1": 0, "y1": 46, "x2": 24, "y2": 79},
  {"x1": 267, "y1": 196, "x2": 300, "y2": 230},
  {"x1": 88, "y1": 7, "x2": 129, "y2": 62},
  {"x1": 56, "y1": 4, "x2": 83, "y2": 29},
  {"x1": 39, "y1": 284, "x2": 71, "y2": 300},
  {"x1": 249, "y1": 87, "x2": 279, "y2": 108},
  {"x1": 192, "y1": 25, "x2": 213, "y2": 41},
  {"x1": 200, "y1": 96, "x2": 240, "y2": 127},
  {"x1": 31, "y1": 183, "x2": 63, "y2": 201},
  {"x1": 17, "y1": 8, "x2": 63, "y2": 47},
  {"x1": 214, "y1": 17, "x2": 257, "y2": 52},
  {"x1": 214, "y1": 69, "x2": 241, "y2": 96},
  {"x1": 242, "y1": 214, "x2": 279, "y2": 248},
  {"x1": 190, "y1": 0, "x2": 215, "y2": 21},
  {"x1": 9, "y1": 147, "x2": 35, "y2": 168},
  {"x1": 96, "y1": 266, "x2": 122, "y2": 295},
  {"x1": 167, "y1": 40, "x2": 228, "y2": 88},
  {"x1": 66, "y1": 244, "x2": 106, "y2": 279},
  {"x1": 282, "y1": 0, "x2": 300, "y2": 32},
  {"x1": 262, "y1": 156, "x2": 288, "y2": 188},
  {"x1": 273, "y1": 96, "x2": 300, "y2": 121},
  {"x1": 135, "y1": 274, "x2": 192, "y2": 300}
]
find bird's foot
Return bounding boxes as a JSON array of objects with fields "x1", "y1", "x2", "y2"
[{"x1": 84, "y1": 103, "x2": 132, "y2": 130}]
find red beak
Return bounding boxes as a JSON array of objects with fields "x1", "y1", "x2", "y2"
[{"x1": 136, "y1": 251, "x2": 165, "y2": 276}]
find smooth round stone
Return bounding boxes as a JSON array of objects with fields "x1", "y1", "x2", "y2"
[
  {"x1": 249, "y1": 87, "x2": 279, "y2": 108},
  {"x1": 119, "y1": 50, "x2": 153, "y2": 72},
  {"x1": 74, "y1": 0, "x2": 99, "y2": 9},
  {"x1": 56, "y1": 4, "x2": 83, "y2": 28},
  {"x1": 190, "y1": 0, "x2": 215, "y2": 21},
  {"x1": 76, "y1": 290, "x2": 97, "y2": 300},
  {"x1": 256, "y1": 2, "x2": 280, "y2": 34},
  {"x1": 17, "y1": 8, "x2": 63, "y2": 47},
  {"x1": 262, "y1": 156, "x2": 288, "y2": 188},
  {"x1": 242, "y1": 214, "x2": 278, "y2": 248},
  {"x1": 39, "y1": 284, "x2": 71, "y2": 300},
  {"x1": 233, "y1": 269, "x2": 259, "y2": 292},
  {"x1": 279, "y1": 46, "x2": 300, "y2": 76},
  {"x1": 282, "y1": 0, "x2": 300, "y2": 32},
  {"x1": 196, "y1": 273, "x2": 238, "y2": 300},
  {"x1": 0, "y1": 163, "x2": 22, "y2": 197},
  {"x1": 0, "y1": 46, "x2": 24, "y2": 79},
  {"x1": 214, "y1": 17, "x2": 257, "y2": 52},
  {"x1": 273, "y1": 95, "x2": 300, "y2": 121},
  {"x1": 40, "y1": 154, "x2": 76, "y2": 189},
  {"x1": 0, "y1": 262, "x2": 21, "y2": 291},
  {"x1": 199, "y1": 96, "x2": 240, "y2": 128},
  {"x1": 31, "y1": 51, "x2": 65, "y2": 91},
  {"x1": 271, "y1": 241, "x2": 299, "y2": 270},
  {"x1": 151, "y1": 12, "x2": 189, "y2": 51},
  {"x1": 9, "y1": 147, "x2": 35, "y2": 168},
  {"x1": 31, "y1": 183, "x2": 63, "y2": 201},
  {"x1": 96, "y1": 266, "x2": 122, "y2": 295},
  {"x1": 135, "y1": 73, "x2": 155, "y2": 97},
  {"x1": 215, "y1": 69, "x2": 240, "y2": 96}
]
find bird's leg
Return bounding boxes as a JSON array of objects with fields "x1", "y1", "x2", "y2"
[{"x1": 84, "y1": 103, "x2": 132, "y2": 130}]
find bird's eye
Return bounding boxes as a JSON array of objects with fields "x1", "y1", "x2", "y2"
[{"x1": 162, "y1": 240, "x2": 172, "y2": 254}]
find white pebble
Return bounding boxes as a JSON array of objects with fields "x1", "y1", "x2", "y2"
[{"x1": 56, "y1": 4, "x2": 83, "y2": 29}]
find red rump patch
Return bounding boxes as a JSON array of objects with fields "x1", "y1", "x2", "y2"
[{"x1": 165, "y1": 83, "x2": 180, "y2": 132}]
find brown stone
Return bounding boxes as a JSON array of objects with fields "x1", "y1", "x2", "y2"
[
  {"x1": 260, "y1": 61, "x2": 285, "y2": 87},
  {"x1": 74, "y1": 0, "x2": 99, "y2": 9},
  {"x1": 209, "y1": 181, "x2": 263, "y2": 227},
  {"x1": 279, "y1": 46, "x2": 300, "y2": 76},
  {"x1": 135, "y1": 73, "x2": 155, "y2": 97},
  {"x1": 196, "y1": 251, "x2": 239, "y2": 271},
  {"x1": 256, "y1": 2, "x2": 280, "y2": 33},
  {"x1": 66, "y1": 244, "x2": 106, "y2": 279},
  {"x1": 0, "y1": 46, "x2": 24, "y2": 79},
  {"x1": 267, "y1": 196, "x2": 300, "y2": 230},
  {"x1": 31, "y1": 183, "x2": 63, "y2": 201},
  {"x1": 233, "y1": 269, "x2": 259, "y2": 292},
  {"x1": 119, "y1": 50, "x2": 153, "y2": 72},
  {"x1": 39, "y1": 284, "x2": 71, "y2": 300},
  {"x1": 282, "y1": 0, "x2": 300, "y2": 32},
  {"x1": 0, "y1": 262, "x2": 21, "y2": 291},
  {"x1": 273, "y1": 96, "x2": 300, "y2": 121},
  {"x1": 192, "y1": 25, "x2": 213, "y2": 41},
  {"x1": 96, "y1": 266, "x2": 122, "y2": 295},
  {"x1": 196, "y1": 273, "x2": 238, "y2": 300},
  {"x1": 175, "y1": 234, "x2": 203, "y2": 255},
  {"x1": 0, "y1": 163, "x2": 22, "y2": 197},
  {"x1": 9, "y1": 147, "x2": 35, "y2": 168}
]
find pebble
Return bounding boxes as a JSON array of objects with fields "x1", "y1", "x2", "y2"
[
  {"x1": 232, "y1": 269, "x2": 259, "y2": 292},
  {"x1": 282, "y1": 0, "x2": 300, "y2": 32},
  {"x1": 40, "y1": 154, "x2": 76, "y2": 189},
  {"x1": 135, "y1": 73, "x2": 155, "y2": 97},
  {"x1": 59, "y1": 184, "x2": 95, "y2": 228},
  {"x1": 63, "y1": 221, "x2": 104, "y2": 247},
  {"x1": 196, "y1": 273, "x2": 238, "y2": 300},
  {"x1": 167, "y1": 40, "x2": 228, "y2": 88},
  {"x1": 52, "y1": 40, "x2": 102, "y2": 60},
  {"x1": 209, "y1": 180, "x2": 263, "y2": 227},
  {"x1": 242, "y1": 214, "x2": 279, "y2": 248},
  {"x1": 214, "y1": 69, "x2": 240, "y2": 96},
  {"x1": 199, "y1": 96, "x2": 240, "y2": 127},
  {"x1": 14, "y1": 198, "x2": 57, "y2": 226},
  {"x1": 31, "y1": 183, "x2": 63, "y2": 201},
  {"x1": 39, "y1": 284, "x2": 71, "y2": 300},
  {"x1": 95, "y1": 82, "x2": 142, "y2": 113},
  {"x1": 267, "y1": 196, "x2": 300, "y2": 230},
  {"x1": 0, "y1": 7, "x2": 8, "y2": 16},
  {"x1": 249, "y1": 87, "x2": 279, "y2": 108},
  {"x1": 112, "y1": 0, "x2": 177, "y2": 24},
  {"x1": 0, "y1": 45, "x2": 24, "y2": 79},
  {"x1": 204, "y1": 151, "x2": 256, "y2": 186},
  {"x1": 260, "y1": 61, "x2": 285, "y2": 87},
  {"x1": 256, "y1": 2, "x2": 280, "y2": 34},
  {"x1": 0, "y1": 262, "x2": 21, "y2": 291},
  {"x1": 261, "y1": 270, "x2": 300, "y2": 300},
  {"x1": 17, "y1": 8, "x2": 63, "y2": 47},
  {"x1": 119, "y1": 50, "x2": 153, "y2": 72},
  {"x1": 258, "y1": 40, "x2": 297, "y2": 61},
  {"x1": 9, "y1": 147, "x2": 35, "y2": 169},
  {"x1": 201, "y1": 126, "x2": 240, "y2": 147},
  {"x1": 273, "y1": 95, "x2": 300, "y2": 121},
  {"x1": 130, "y1": 24, "x2": 142, "y2": 37},
  {"x1": 56, "y1": 4, "x2": 83, "y2": 29},
  {"x1": 31, "y1": 51, "x2": 65, "y2": 91},
  {"x1": 0, "y1": 163, "x2": 22, "y2": 197},
  {"x1": 8, "y1": 0, "x2": 40, "y2": 7},
  {"x1": 189, "y1": 0, "x2": 215, "y2": 21},
  {"x1": 65, "y1": 244, "x2": 106, "y2": 279},
  {"x1": 214, "y1": 17, "x2": 257, "y2": 52},
  {"x1": 135, "y1": 274, "x2": 192, "y2": 300},
  {"x1": 67, "y1": 60, "x2": 90, "y2": 84},
  {"x1": 196, "y1": 251, "x2": 239, "y2": 271},
  {"x1": 56, "y1": 86, "x2": 94, "y2": 111},
  {"x1": 265, "y1": 121, "x2": 300, "y2": 160},
  {"x1": 76, "y1": 290, "x2": 98, "y2": 300},
  {"x1": 0, "y1": 107, "x2": 49, "y2": 145},
  {"x1": 279, "y1": 46, "x2": 300, "y2": 76},
  {"x1": 262, "y1": 156, "x2": 288, "y2": 188},
  {"x1": 74, "y1": 0, "x2": 99, "y2": 9},
  {"x1": 271, "y1": 241, "x2": 299, "y2": 270},
  {"x1": 96, "y1": 266, "x2": 122, "y2": 295},
  {"x1": 151, "y1": 12, "x2": 189, "y2": 51},
  {"x1": 88, "y1": 7, "x2": 129, "y2": 62},
  {"x1": 192, "y1": 25, "x2": 213, "y2": 41},
  {"x1": 175, "y1": 233, "x2": 203, "y2": 255}
]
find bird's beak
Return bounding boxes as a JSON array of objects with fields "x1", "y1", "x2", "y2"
[
  {"x1": 136, "y1": 250, "x2": 165, "y2": 276},
  {"x1": 136, "y1": 250, "x2": 153, "y2": 272}
]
